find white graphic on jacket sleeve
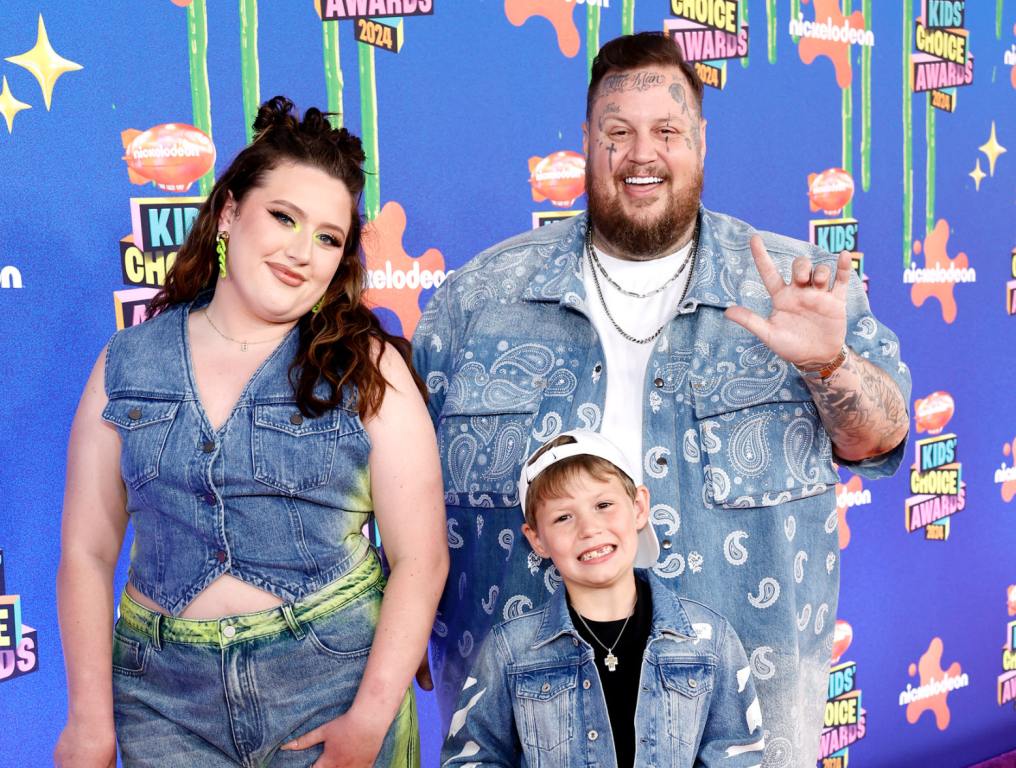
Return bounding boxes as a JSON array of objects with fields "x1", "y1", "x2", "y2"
[
  {"x1": 645, "y1": 446, "x2": 670, "y2": 479},
  {"x1": 688, "y1": 551, "x2": 703, "y2": 573},
  {"x1": 498, "y1": 528, "x2": 514, "y2": 560},
  {"x1": 503, "y1": 595, "x2": 533, "y2": 621},
  {"x1": 784, "y1": 515, "x2": 796, "y2": 541},
  {"x1": 826, "y1": 552, "x2": 836, "y2": 574},
  {"x1": 746, "y1": 696, "x2": 763, "y2": 733},
  {"x1": 683, "y1": 428, "x2": 701, "y2": 462},
  {"x1": 448, "y1": 687, "x2": 486, "y2": 738},
  {"x1": 691, "y1": 622, "x2": 713, "y2": 645},
  {"x1": 726, "y1": 736, "x2": 766, "y2": 757},
  {"x1": 747, "y1": 577, "x2": 780, "y2": 609},
  {"x1": 481, "y1": 586, "x2": 499, "y2": 615},
  {"x1": 736, "y1": 665, "x2": 751, "y2": 693},
  {"x1": 724, "y1": 530, "x2": 749, "y2": 565},
  {"x1": 654, "y1": 552, "x2": 685, "y2": 579}
]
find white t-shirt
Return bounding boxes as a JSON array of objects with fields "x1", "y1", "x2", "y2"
[{"x1": 582, "y1": 241, "x2": 694, "y2": 477}]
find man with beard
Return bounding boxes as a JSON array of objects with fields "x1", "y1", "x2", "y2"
[{"x1": 414, "y1": 32, "x2": 909, "y2": 768}]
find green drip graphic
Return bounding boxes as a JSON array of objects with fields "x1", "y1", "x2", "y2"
[
  {"x1": 767, "y1": 0, "x2": 777, "y2": 64},
  {"x1": 791, "y1": 0, "x2": 800, "y2": 42},
  {"x1": 622, "y1": 0, "x2": 635, "y2": 36},
  {"x1": 322, "y1": 20, "x2": 344, "y2": 127},
  {"x1": 741, "y1": 0, "x2": 749, "y2": 67},
  {"x1": 187, "y1": 0, "x2": 213, "y2": 195},
  {"x1": 358, "y1": 43, "x2": 379, "y2": 221},
  {"x1": 240, "y1": 0, "x2": 260, "y2": 143},
  {"x1": 998, "y1": 0, "x2": 1004, "y2": 39},
  {"x1": 587, "y1": 5, "x2": 601, "y2": 82},
  {"x1": 861, "y1": 0, "x2": 871, "y2": 191},
  {"x1": 842, "y1": 0, "x2": 852, "y2": 218},
  {"x1": 902, "y1": 0, "x2": 913, "y2": 267},
  {"x1": 926, "y1": 98, "x2": 935, "y2": 236}
]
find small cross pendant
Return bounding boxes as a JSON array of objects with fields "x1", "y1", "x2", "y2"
[{"x1": 604, "y1": 651, "x2": 618, "y2": 672}]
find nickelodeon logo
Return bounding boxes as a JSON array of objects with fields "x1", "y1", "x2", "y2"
[
  {"x1": 0, "y1": 266, "x2": 22, "y2": 289},
  {"x1": 121, "y1": 123, "x2": 215, "y2": 193},
  {"x1": 900, "y1": 637, "x2": 969, "y2": 730}
]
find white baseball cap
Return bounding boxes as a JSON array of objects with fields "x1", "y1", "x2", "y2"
[{"x1": 518, "y1": 429, "x2": 661, "y2": 569}]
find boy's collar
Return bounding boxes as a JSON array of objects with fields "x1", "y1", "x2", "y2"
[{"x1": 531, "y1": 570, "x2": 696, "y2": 649}]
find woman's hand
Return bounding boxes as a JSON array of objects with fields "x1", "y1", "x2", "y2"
[
  {"x1": 54, "y1": 718, "x2": 117, "y2": 768},
  {"x1": 280, "y1": 706, "x2": 388, "y2": 768}
]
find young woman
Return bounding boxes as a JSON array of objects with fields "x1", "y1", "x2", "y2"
[{"x1": 53, "y1": 97, "x2": 447, "y2": 768}]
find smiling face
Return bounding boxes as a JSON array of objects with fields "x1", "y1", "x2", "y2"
[
  {"x1": 523, "y1": 470, "x2": 650, "y2": 601},
  {"x1": 216, "y1": 162, "x2": 354, "y2": 323},
  {"x1": 584, "y1": 64, "x2": 706, "y2": 260}
]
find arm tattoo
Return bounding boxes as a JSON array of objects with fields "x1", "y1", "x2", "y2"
[{"x1": 805, "y1": 351, "x2": 908, "y2": 456}]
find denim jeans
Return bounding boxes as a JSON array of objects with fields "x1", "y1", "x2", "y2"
[{"x1": 112, "y1": 553, "x2": 418, "y2": 767}]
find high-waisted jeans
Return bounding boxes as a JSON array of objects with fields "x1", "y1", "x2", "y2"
[{"x1": 112, "y1": 552, "x2": 419, "y2": 767}]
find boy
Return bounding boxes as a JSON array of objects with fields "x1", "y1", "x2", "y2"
[{"x1": 441, "y1": 430, "x2": 766, "y2": 767}]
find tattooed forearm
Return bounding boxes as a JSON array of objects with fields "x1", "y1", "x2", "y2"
[{"x1": 803, "y1": 349, "x2": 909, "y2": 460}]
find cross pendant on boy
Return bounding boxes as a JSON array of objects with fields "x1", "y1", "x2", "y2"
[{"x1": 604, "y1": 651, "x2": 619, "y2": 672}]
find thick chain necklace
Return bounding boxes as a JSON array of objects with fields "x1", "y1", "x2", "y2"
[
  {"x1": 573, "y1": 595, "x2": 637, "y2": 672},
  {"x1": 588, "y1": 226, "x2": 696, "y2": 299},
  {"x1": 203, "y1": 309, "x2": 292, "y2": 352},
  {"x1": 585, "y1": 225, "x2": 699, "y2": 345}
]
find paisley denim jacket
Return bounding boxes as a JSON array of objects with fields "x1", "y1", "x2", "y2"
[
  {"x1": 441, "y1": 570, "x2": 765, "y2": 768},
  {"x1": 414, "y1": 208, "x2": 910, "y2": 765}
]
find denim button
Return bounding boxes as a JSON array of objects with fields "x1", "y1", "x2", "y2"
[
  {"x1": 205, "y1": 494, "x2": 216, "y2": 505},
  {"x1": 541, "y1": 682, "x2": 551, "y2": 693},
  {"x1": 222, "y1": 625, "x2": 236, "y2": 638},
  {"x1": 583, "y1": 679, "x2": 591, "y2": 690},
  {"x1": 594, "y1": 364, "x2": 602, "y2": 373},
  {"x1": 215, "y1": 550, "x2": 227, "y2": 563},
  {"x1": 128, "y1": 407, "x2": 142, "y2": 420},
  {"x1": 202, "y1": 441, "x2": 215, "y2": 453},
  {"x1": 587, "y1": 730, "x2": 598, "y2": 741},
  {"x1": 654, "y1": 377, "x2": 665, "y2": 388},
  {"x1": 688, "y1": 678, "x2": 698, "y2": 689},
  {"x1": 662, "y1": 539, "x2": 672, "y2": 549},
  {"x1": 289, "y1": 412, "x2": 304, "y2": 426}
]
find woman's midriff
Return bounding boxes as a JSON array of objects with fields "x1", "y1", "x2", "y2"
[{"x1": 126, "y1": 574, "x2": 285, "y2": 619}]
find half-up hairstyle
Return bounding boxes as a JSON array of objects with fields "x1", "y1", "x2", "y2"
[{"x1": 148, "y1": 95, "x2": 422, "y2": 419}]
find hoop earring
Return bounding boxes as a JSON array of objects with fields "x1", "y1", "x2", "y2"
[
  {"x1": 216, "y1": 231, "x2": 229, "y2": 279},
  {"x1": 311, "y1": 295, "x2": 325, "y2": 314}
]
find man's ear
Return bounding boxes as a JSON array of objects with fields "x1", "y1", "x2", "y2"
[{"x1": 522, "y1": 522, "x2": 549, "y2": 559}]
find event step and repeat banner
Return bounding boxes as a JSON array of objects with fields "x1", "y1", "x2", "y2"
[{"x1": 0, "y1": 1, "x2": 1013, "y2": 765}]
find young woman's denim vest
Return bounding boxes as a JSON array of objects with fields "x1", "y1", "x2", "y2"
[{"x1": 102, "y1": 299, "x2": 373, "y2": 615}]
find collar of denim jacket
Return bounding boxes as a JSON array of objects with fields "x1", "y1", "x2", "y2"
[{"x1": 530, "y1": 569, "x2": 696, "y2": 650}]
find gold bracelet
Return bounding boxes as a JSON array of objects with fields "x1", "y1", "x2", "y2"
[{"x1": 794, "y1": 344, "x2": 849, "y2": 380}]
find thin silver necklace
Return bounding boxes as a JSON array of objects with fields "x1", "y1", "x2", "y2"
[
  {"x1": 585, "y1": 225, "x2": 699, "y2": 345},
  {"x1": 573, "y1": 595, "x2": 637, "y2": 672},
  {"x1": 588, "y1": 227, "x2": 696, "y2": 299},
  {"x1": 203, "y1": 309, "x2": 291, "y2": 352}
]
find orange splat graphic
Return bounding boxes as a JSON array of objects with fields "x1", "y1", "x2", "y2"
[
  {"x1": 1002, "y1": 439, "x2": 1016, "y2": 503},
  {"x1": 910, "y1": 219, "x2": 968, "y2": 324},
  {"x1": 362, "y1": 201, "x2": 446, "y2": 338},
  {"x1": 905, "y1": 638, "x2": 963, "y2": 730},
  {"x1": 797, "y1": 0, "x2": 866, "y2": 88},
  {"x1": 505, "y1": 0, "x2": 580, "y2": 58},
  {"x1": 835, "y1": 475, "x2": 864, "y2": 550}
]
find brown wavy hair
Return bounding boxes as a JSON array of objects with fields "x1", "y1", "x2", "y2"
[{"x1": 148, "y1": 96, "x2": 422, "y2": 419}]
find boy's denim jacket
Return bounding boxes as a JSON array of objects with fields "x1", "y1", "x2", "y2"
[{"x1": 441, "y1": 569, "x2": 765, "y2": 767}]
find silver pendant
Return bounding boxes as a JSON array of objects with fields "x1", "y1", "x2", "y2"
[{"x1": 604, "y1": 651, "x2": 619, "y2": 672}]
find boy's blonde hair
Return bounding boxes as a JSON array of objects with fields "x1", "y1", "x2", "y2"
[{"x1": 523, "y1": 434, "x2": 637, "y2": 528}]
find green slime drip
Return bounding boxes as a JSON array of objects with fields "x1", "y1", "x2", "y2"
[
  {"x1": 622, "y1": 0, "x2": 635, "y2": 36},
  {"x1": 861, "y1": 0, "x2": 871, "y2": 192},
  {"x1": 902, "y1": 0, "x2": 913, "y2": 267},
  {"x1": 767, "y1": 0, "x2": 777, "y2": 64},
  {"x1": 358, "y1": 43, "x2": 379, "y2": 221},
  {"x1": 842, "y1": 0, "x2": 852, "y2": 219},
  {"x1": 322, "y1": 20, "x2": 344, "y2": 128},
  {"x1": 187, "y1": 0, "x2": 214, "y2": 196},
  {"x1": 587, "y1": 5, "x2": 601, "y2": 83},
  {"x1": 240, "y1": 0, "x2": 260, "y2": 144},
  {"x1": 926, "y1": 97, "x2": 935, "y2": 237}
]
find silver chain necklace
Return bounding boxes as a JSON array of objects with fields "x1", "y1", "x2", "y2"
[
  {"x1": 588, "y1": 227, "x2": 696, "y2": 299},
  {"x1": 573, "y1": 596, "x2": 637, "y2": 672},
  {"x1": 203, "y1": 309, "x2": 292, "y2": 352},
  {"x1": 585, "y1": 225, "x2": 699, "y2": 345}
]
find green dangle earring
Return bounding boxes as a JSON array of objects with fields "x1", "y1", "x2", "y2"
[
  {"x1": 311, "y1": 295, "x2": 325, "y2": 314},
  {"x1": 216, "y1": 231, "x2": 229, "y2": 279}
]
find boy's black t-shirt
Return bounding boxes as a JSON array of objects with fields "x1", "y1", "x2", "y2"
[{"x1": 568, "y1": 575, "x2": 653, "y2": 768}]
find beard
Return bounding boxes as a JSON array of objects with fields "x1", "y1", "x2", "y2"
[{"x1": 586, "y1": 163, "x2": 702, "y2": 260}]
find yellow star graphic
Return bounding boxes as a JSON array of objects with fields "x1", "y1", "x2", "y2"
[
  {"x1": 5, "y1": 14, "x2": 82, "y2": 111},
  {"x1": 0, "y1": 76, "x2": 31, "y2": 133},
  {"x1": 978, "y1": 121, "x2": 1007, "y2": 177},
  {"x1": 968, "y1": 158, "x2": 986, "y2": 191}
]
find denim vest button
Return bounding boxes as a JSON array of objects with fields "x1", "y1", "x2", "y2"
[
  {"x1": 582, "y1": 679, "x2": 591, "y2": 690},
  {"x1": 593, "y1": 364, "x2": 602, "y2": 373},
  {"x1": 201, "y1": 441, "x2": 215, "y2": 453},
  {"x1": 289, "y1": 412, "x2": 304, "y2": 426},
  {"x1": 222, "y1": 625, "x2": 236, "y2": 638},
  {"x1": 587, "y1": 730, "x2": 598, "y2": 741},
  {"x1": 654, "y1": 377, "x2": 665, "y2": 388},
  {"x1": 215, "y1": 550, "x2": 227, "y2": 563},
  {"x1": 128, "y1": 407, "x2": 142, "y2": 420}
]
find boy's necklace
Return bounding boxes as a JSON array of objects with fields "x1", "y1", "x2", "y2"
[{"x1": 573, "y1": 595, "x2": 637, "y2": 672}]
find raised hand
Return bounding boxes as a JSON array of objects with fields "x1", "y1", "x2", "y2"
[{"x1": 724, "y1": 235, "x2": 852, "y2": 368}]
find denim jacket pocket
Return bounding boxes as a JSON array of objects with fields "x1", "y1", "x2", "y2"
[
  {"x1": 660, "y1": 660, "x2": 714, "y2": 745},
  {"x1": 437, "y1": 403, "x2": 540, "y2": 507},
  {"x1": 512, "y1": 666, "x2": 576, "y2": 752},
  {"x1": 252, "y1": 403, "x2": 359, "y2": 494},
  {"x1": 690, "y1": 364, "x2": 839, "y2": 509},
  {"x1": 102, "y1": 396, "x2": 179, "y2": 490}
]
